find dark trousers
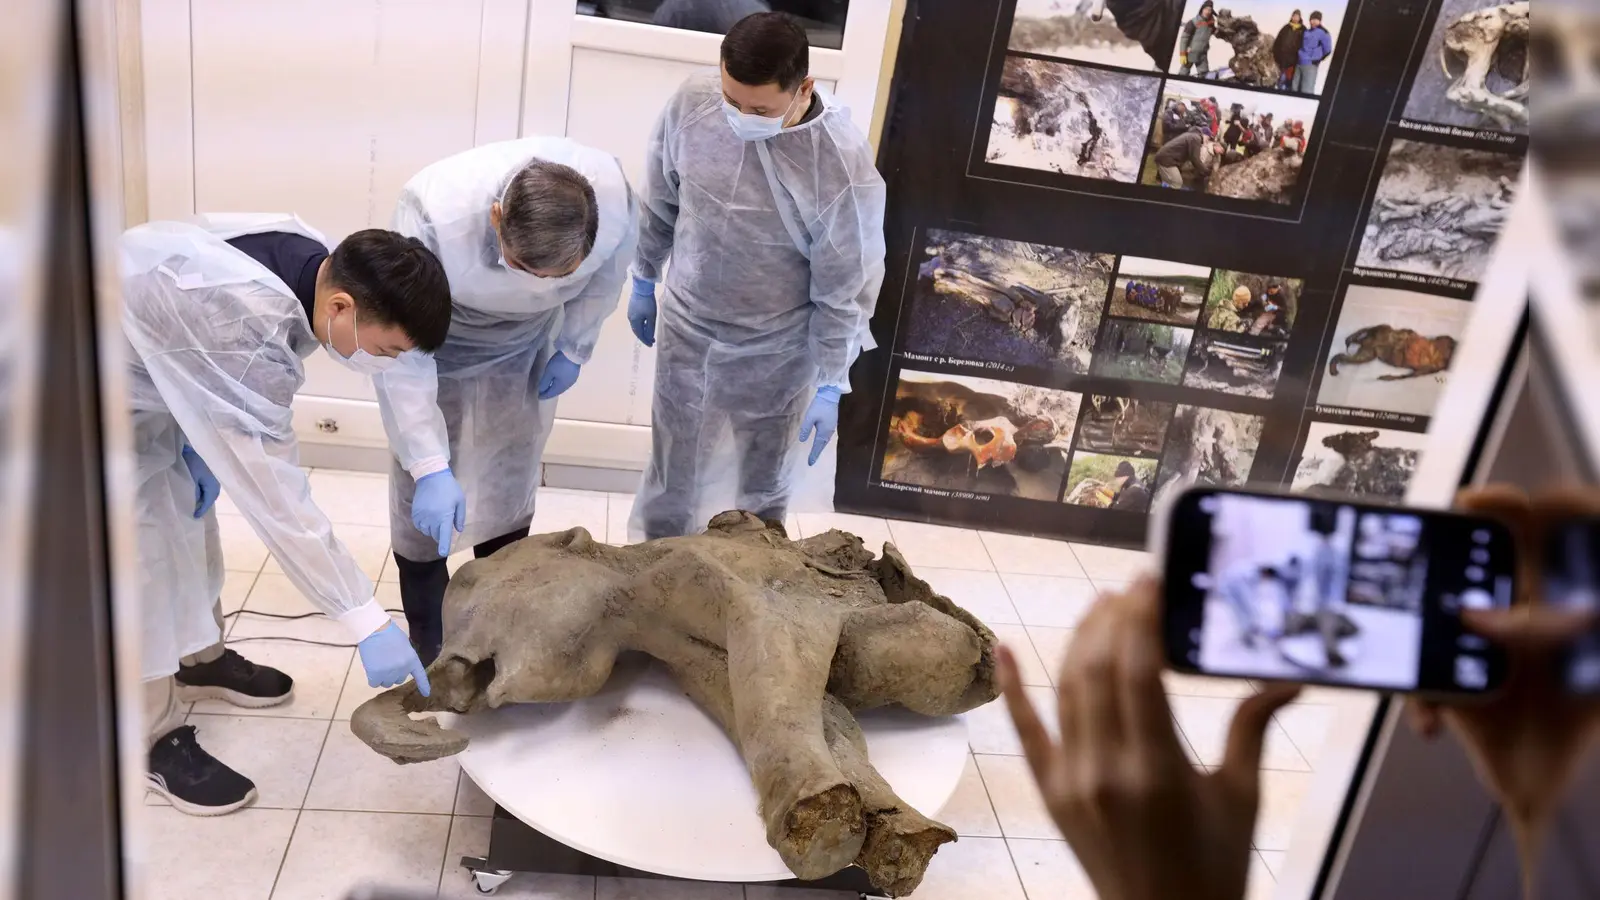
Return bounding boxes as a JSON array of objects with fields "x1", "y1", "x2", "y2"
[{"x1": 393, "y1": 527, "x2": 529, "y2": 665}]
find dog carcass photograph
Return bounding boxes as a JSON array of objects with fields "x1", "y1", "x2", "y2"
[
  {"x1": 1182, "y1": 332, "x2": 1286, "y2": 398},
  {"x1": 989, "y1": 55, "x2": 1163, "y2": 182},
  {"x1": 1150, "y1": 405, "x2": 1265, "y2": 509},
  {"x1": 904, "y1": 229, "x2": 1112, "y2": 375},
  {"x1": 1141, "y1": 82, "x2": 1320, "y2": 202},
  {"x1": 1291, "y1": 422, "x2": 1429, "y2": 499},
  {"x1": 1354, "y1": 139, "x2": 1521, "y2": 282},
  {"x1": 1402, "y1": 0, "x2": 1528, "y2": 133},
  {"x1": 1093, "y1": 319, "x2": 1194, "y2": 384},
  {"x1": 1107, "y1": 255, "x2": 1210, "y2": 325},
  {"x1": 1075, "y1": 394, "x2": 1177, "y2": 456},
  {"x1": 879, "y1": 370, "x2": 1083, "y2": 502},
  {"x1": 1008, "y1": 0, "x2": 1185, "y2": 71},
  {"x1": 1167, "y1": 1, "x2": 1346, "y2": 95},
  {"x1": 1062, "y1": 452, "x2": 1159, "y2": 511},
  {"x1": 1316, "y1": 286, "x2": 1471, "y2": 418},
  {"x1": 1203, "y1": 268, "x2": 1301, "y2": 338}
]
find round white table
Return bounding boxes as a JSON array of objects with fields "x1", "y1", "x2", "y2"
[{"x1": 445, "y1": 653, "x2": 970, "y2": 889}]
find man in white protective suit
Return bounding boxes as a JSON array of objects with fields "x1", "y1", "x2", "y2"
[
  {"x1": 121, "y1": 214, "x2": 450, "y2": 815},
  {"x1": 380, "y1": 138, "x2": 636, "y2": 664},
  {"x1": 626, "y1": 11, "x2": 887, "y2": 539}
]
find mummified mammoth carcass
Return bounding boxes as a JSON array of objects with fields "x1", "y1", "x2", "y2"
[{"x1": 350, "y1": 512, "x2": 999, "y2": 896}]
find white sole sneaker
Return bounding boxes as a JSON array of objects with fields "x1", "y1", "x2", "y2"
[
  {"x1": 145, "y1": 773, "x2": 259, "y2": 817},
  {"x1": 174, "y1": 683, "x2": 293, "y2": 709}
]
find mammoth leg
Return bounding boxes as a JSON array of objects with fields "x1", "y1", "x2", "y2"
[
  {"x1": 828, "y1": 600, "x2": 991, "y2": 716},
  {"x1": 349, "y1": 654, "x2": 492, "y2": 765}
]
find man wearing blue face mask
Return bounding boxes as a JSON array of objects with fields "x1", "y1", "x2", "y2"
[
  {"x1": 120, "y1": 214, "x2": 449, "y2": 815},
  {"x1": 627, "y1": 11, "x2": 887, "y2": 540}
]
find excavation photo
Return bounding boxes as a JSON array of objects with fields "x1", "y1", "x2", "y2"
[
  {"x1": 1151, "y1": 405, "x2": 1265, "y2": 509},
  {"x1": 1167, "y1": 1, "x2": 1346, "y2": 95},
  {"x1": 1203, "y1": 268, "x2": 1301, "y2": 338},
  {"x1": 1062, "y1": 451, "x2": 1158, "y2": 511},
  {"x1": 1141, "y1": 82, "x2": 1321, "y2": 202},
  {"x1": 1401, "y1": 0, "x2": 1528, "y2": 133},
  {"x1": 1093, "y1": 319, "x2": 1194, "y2": 384},
  {"x1": 1354, "y1": 139, "x2": 1521, "y2": 282},
  {"x1": 1291, "y1": 422, "x2": 1428, "y2": 499},
  {"x1": 1076, "y1": 394, "x2": 1177, "y2": 456},
  {"x1": 989, "y1": 55, "x2": 1162, "y2": 182},
  {"x1": 1316, "y1": 286, "x2": 1471, "y2": 418},
  {"x1": 879, "y1": 370, "x2": 1083, "y2": 501},
  {"x1": 1008, "y1": 0, "x2": 1186, "y2": 71},
  {"x1": 1107, "y1": 254, "x2": 1210, "y2": 325},
  {"x1": 349, "y1": 513, "x2": 1001, "y2": 897},
  {"x1": 904, "y1": 229, "x2": 1112, "y2": 375},
  {"x1": 1183, "y1": 332, "x2": 1286, "y2": 398}
]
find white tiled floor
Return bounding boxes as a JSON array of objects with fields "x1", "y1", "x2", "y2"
[{"x1": 140, "y1": 470, "x2": 1356, "y2": 900}]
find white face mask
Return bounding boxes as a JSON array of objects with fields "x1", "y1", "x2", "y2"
[
  {"x1": 325, "y1": 308, "x2": 398, "y2": 374},
  {"x1": 723, "y1": 89, "x2": 803, "y2": 142}
]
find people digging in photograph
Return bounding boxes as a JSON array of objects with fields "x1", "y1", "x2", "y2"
[
  {"x1": 1154, "y1": 128, "x2": 1222, "y2": 190},
  {"x1": 1092, "y1": 319, "x2": 1193, "y2": 384},
  {"x1": 1294, "y1": 11, "x2": 1334, "y2": 93},
  {"x1": 1204, "y1": 270, "x2": 1300, "y2": 337},
  {"x1": 1182, "y1": 333, "x2": 1286, "y2": 398},
  {"x1": 1142, "y1": 83, "x2": 1318, "y2": 202},
  {"x1": 1062, "y1": 452, "x2": 1157, "y2": 511},
  {"x1": 1178, "y1": 2, "x2": 1217, "y2": 76},
  {"x1": 1274, "y1": 10, "x2": 1304, "y2": 89}
]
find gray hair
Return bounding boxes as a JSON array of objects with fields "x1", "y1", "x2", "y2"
[{"x1": 499, "y1": 159, "x2": 598, "y2": 273}]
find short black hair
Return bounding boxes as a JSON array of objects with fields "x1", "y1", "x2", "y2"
[
  {"x1": 501, "y1": 159, "x2": 599, "y2": 273},
  {"x1": 1309, "y1": 9, "x2": 1322, "y2": 19},
  {"x1": 721, "y1": 12, "x2": 809, "y2": 92},
  {"x1": 326, "y1": 229, "x2": 451, "y2": 352},
  {"x1": 1114, "y1": 460, "x2": 1137, "y2": 480}
]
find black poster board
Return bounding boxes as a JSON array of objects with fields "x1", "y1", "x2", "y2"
[{"x1": 836, "y1": 0, "x2": 1528, "y2": 546}]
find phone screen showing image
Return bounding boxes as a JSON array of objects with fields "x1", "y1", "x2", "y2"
[
  {"x1": 1164, "y1": 489, "x2": 1516, "y2": 694},
  {"x1": 1545, "y1": 518, "x2": 1600, "y2": 694}
]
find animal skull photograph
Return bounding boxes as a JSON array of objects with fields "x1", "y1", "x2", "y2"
[
  {"x1": 1291, "y1": 422, "x2": 1428, "y2": 500},
  {"x1": 1316, "y1": 286, "x2": 1470, "y2": 417},
  {"x1": 1167, "y1": 2, "x2": 1346, "y2": 95},
  {"x1": 989, "y1": 56, "x2": 1163, "y2": 182},
  {"x1": 1008, "y1": 0, "x2": 1186, "y2": 71},
  {"x1": 1062, "y1": 451, "x2": 1159, "y2": 511},
  {"x1": 1354, "y1": 139, "x2": 1521, "y2": 282},
  {"x1": 1093, "y1": 319, "x2": 1194, "y2": 384},
  {"x1": 1151, "y1": 405, "x2": 1265, "y2": 509},
  {"x1": 1077, "y1": 394, "x2": 1177, "y2": 456},
  {"x1": 1108, "y1": 254, "x2": 1210, "y2": 325},
  {"x1": 1183, "y1": 332, "x2": 1287, "y2": 398},
  {"x1": 1140, "y1": 82, "x2": 1320, "y2": 203},
  {"x1": 1203, "y1": 268, "x2": 1301, "y2": 338},
  {"x1": 1401, "y1": 0, "x2": 1529, "y2": 133},
  {"x1": 880, "y1": 370, "x2": 1083, "y2": 501},
  {"x1": 905, "y1": 229, "x2": 1112, "y2": 375}
]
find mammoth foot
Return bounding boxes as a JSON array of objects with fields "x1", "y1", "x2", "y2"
[
  {"x1": 856, "y1": 805, "x2": 958, "y2": 897},
  {"x1": 775, "y1": 781, "x2": 867, "y2": 881},
  {"x1": 348, "y1": 685, "x2": 469, "y2": 764}
]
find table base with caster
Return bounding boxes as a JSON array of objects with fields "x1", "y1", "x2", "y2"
[{"x1": 459, "y1": 805, "x2": 891, "y2": 898}]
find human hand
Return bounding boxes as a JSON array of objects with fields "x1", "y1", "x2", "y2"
[
  {"x1": 798, "y1": 387, "x2": 840, "y2": 467},
  {"x1": 411, "y1": 468, "x2": 466, "y2": 557},
  {"x1": 628, "y1": 277, "x2": 657, "y2": 347},
  {"x1": 1407, "y1": 486, "x2": 1600, "y2": 876},
  {"x1": 357, "y1": 622, "x2": 432, "y2": 697},
  {"x1": 999, "y1": 576, "x2": 1301, "y2": 900},
  {"x1": 537, "y1": 351, "x2": 581, "y2": 400},
  {"x1": 180, "y1": 444, "x2": 220, "y2": 519}
]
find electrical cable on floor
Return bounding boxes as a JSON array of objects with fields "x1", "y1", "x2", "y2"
[{"x1": 219, "y1": 607, "x2": 408, "y2": 648}]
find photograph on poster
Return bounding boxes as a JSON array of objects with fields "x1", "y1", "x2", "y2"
[
  {"x1": 1196, "y1": 493, "x2": 1426, "y2": 687},
  {"x1": 1063, "y1": 451, "x2": 1158, "y2": 511},
  {"x1": 1007, "y1": 0, "x2": 1182, "y2": 71},
  {"x1": 1142, "y1": 83, "x2": 1319, "y2": 202},
  {"x1": 880, "y1": 370, "x2": 1083, "y2": 502},
  {"x1": 1354, "y1": 140, "x2": 1520, "y2": 282},
  {"x1": 1400, "y1": 0, "x2": 1528, "y2": 134},
  {"x1": 1151, "y1": 405, "x2": 1265, "y2": 509},
  {"x1": 904, "y1": 229, "x2": 1113, "y2": 375},
  {"x1": 1167, "y1": 1, "x2": 1344, "y2": 95},
  {"x1": 1093, "y1": 319, "x2": 1194, "y2": 384},
  {"x1": 1202, "y1": 269, "x2": 1301, "y2": 337},
  {"x1": 1317, "y1": 286, "x2": 1470, "y2": 417},
  {"x1": 1292, "y1": 422, "x2": 1428, "y2": 500},
  {"x1": 1077, "y1": 395, "x2": 1177, "y2": 456},
  {"x1": 989, "y1": 56, "x2": 1163, "y2": 183},
  {"x1": 1182, "y1": 332, "x2": 1286, "y2": 398},
  {"x1": 1108, "y1": 255, "x2": 1210, "y2": 324}
]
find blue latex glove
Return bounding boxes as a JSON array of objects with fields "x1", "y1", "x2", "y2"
[
  {"x1": 628, "y1": 277, "x2": 657, "y2": 348},
  {"x1": 537, "y1": 351, "x2": 581, "y2": 401},
  {"x1": 411, "y1": 468, "x2": 466, "y2": 557},
  {"x1": 357, "y1": 622, "x2": 431, "y2": 696},
  {"x1": 798, "y1": 387, "x2": 841, "y2": 467},
  {"x1": 180, "y1": 444, "x2": 220, "y2": 519}
]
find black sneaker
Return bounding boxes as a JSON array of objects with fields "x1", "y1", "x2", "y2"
[
  {"x1": 175, "y1": 648, "x2": 293, "y2": 708},
  {"x1": 146, "y1": 725, "x2": 258, "y2": 816}
]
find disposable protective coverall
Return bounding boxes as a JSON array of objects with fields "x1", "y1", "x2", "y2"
[
  {"x1": 378, "y1": 137, "x2": 636, "y2": 560},
  {"x1": 119, "y1": 214, "x2": 408, "y2": 681},
  {"x1": 628, "y1": 73, "x2": 887, "y2": 540}
]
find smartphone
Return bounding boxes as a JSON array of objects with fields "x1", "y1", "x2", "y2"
[
  {"x1": 1544, "y1": 516, "x2": 1600, "y2": 694},
  {"x1": 1158, "y1": 486, "x2": 1516, "y2": 694}
]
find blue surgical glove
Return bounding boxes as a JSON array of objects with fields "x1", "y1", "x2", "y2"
[
  {"x1": 412, "y1": 468, "x2": 466, "y2": 557},
  {"x1": 537, "y1": 351, "x2": 581, "y2": 401},
  {"x1": 180, "y1": 444, "x2": 220, "y2": 519},
  {"x1": 628, "y1": 277, "x2": 657, "y2": 348},
  {"x1": 798, "y1": 387, "x2": 841, "y2": 467},
  {"x1": 357, "y1": 622, "x2": 431, "y2": 696}
]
